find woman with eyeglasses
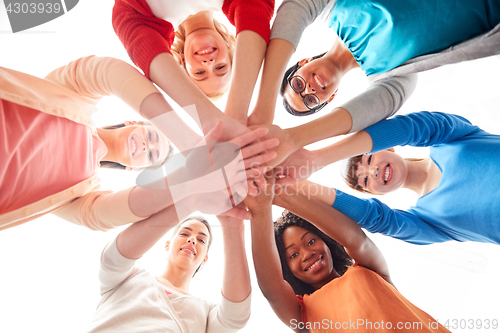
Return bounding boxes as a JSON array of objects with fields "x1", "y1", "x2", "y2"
[
  {"x1": 0, "y1": 55, "x2": 277, "y2": 232},
  {"x1": 112, "y1": 0, "x2": 274, "y2": 126},
  {"x1": 247, "y1": 0, "x2": 500, "y2": 170}
]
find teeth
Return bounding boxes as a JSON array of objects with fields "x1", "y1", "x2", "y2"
[
  {"x1": 384, "y1": 166, "x2": 389, "y2": 182},
  {"x1": 181, "y1": 248, "x2": 195, "y2": 255},
  {"x1": 131, "y1": 138, "x2": 136, "y2": 155},
  {"x1": 197, "y1": 47, "x2": 215, "y2": 55},
  {"x1": 314, "y1": 75, "x2": 324, "y2": 88},
  {"x1": 307, "y1": 258, "x2": 321, "y2": 271}
]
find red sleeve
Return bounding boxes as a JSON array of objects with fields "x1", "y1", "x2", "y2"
[
  {"x1": 222, "y1": 0, "x2": 274, "y2": 44},
  {"x1": 112, "y1": 0, "x2": 175, "y2": 78}
]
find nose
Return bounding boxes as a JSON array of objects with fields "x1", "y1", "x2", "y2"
[
  {"x1": 301, "y1": 249, "x2": 315, "y2": 262},
  {"x1": 201, "y1": 58, "x2": 214, "y2": 66},
  {"x1": 369, "y1": 165, "x2": 379, "y2": 178},
  {"x1": 304, "y1": 83, "x2": 315, "y2": 94},
  {"x1": 141, "y1": 138, "x2": 149, "y2": 152},
  {"x1": 187, "y1": 236, "x2": 196, "y2": 245}
]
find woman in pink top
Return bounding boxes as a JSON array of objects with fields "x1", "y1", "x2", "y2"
[{"x1": 0, "y1": 56, "x2": 278, "y2": 232}]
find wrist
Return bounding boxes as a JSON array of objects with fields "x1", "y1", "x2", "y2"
[{"x1": 285, "y1": 127, "x2": 305, "y2": 150}]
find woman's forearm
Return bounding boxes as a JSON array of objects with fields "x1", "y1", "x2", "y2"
[
  {"x1": 149, "y1": 53, "x2": 230, "y2": 131},
  {"x1": 116, "y1": 202, "x2": 184, "y2": 260},
  {"x1": 249, "y1": 38, "x2": 295, "y2": 125},
  {"x1": 287, "y1": 107, "x2": 354, "y2": 150},
  {"x1": 225, "y1": 31, "x2": 267, "y2": 125},
  {"x1": 249, "y1": 207, "x2": 287, "y2": 296},
  {"x1": 220, "y1": 221, "x2": 251, "y2": 302},
  {"x1": 310, "y1": 129, "x2": 373, "y2": 169}
]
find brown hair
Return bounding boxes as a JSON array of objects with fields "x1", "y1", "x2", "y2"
[
  {"x1": 340, "y1": 155, "x2": 372, "y2": 194},
  {"x1": 170, "y1": 215, "x2": 213, "y2": 277},
  {"x1": 340, "y1": 153, "x2": 424, "y2": 195}
]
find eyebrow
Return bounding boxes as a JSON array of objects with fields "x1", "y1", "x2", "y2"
[
  {"x1": 181, "y1": 227, "x2": 208, "y2": 238},
  {"x1": 285, "y1": 231, "x2": 310, "y2": 251}
]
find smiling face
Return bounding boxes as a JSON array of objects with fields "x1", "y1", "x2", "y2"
[
  {"x1": 113, "y1": 124, "x2": 170, "y2": 168},
  {"x1": 355, "y1": 149, "x2": 407, "y2": 194},
  {"x1": 283, "y1": 58, "x2": 339, "y2": 113},
  {"x1": 167, "y1": 220, "x2": 210, "y2": 272},
  {"x1": 283, "y1": 226, "x2": 340, "y2": 290},
  {"x1": 183, "y1": 29, "x2": 232, "y2": 96}
]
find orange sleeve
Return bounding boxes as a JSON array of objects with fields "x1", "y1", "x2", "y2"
[{"x1": 296, "y1": 295, "x2": 309, "y2": 323}]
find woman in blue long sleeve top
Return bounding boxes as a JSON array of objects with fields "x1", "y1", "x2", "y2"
[{"x1": 300, "y1": 111, "x2": 500, "y2": 245}]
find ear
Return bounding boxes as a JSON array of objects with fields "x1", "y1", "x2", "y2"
[
  {"x1": 387, "y1": 147, "x2": 395, "y2": 153},
  {"x1": 124, "y1": 121, "x2": 137, "y2": 126},
  {"x1": 165, "y1": 241, "x2": 170, "y2": 252},
  {"x1": 327, "y1": 89, "x2": 338, "y2": 103},
  {"x1": 125, "y1": 166, "x2": 139, "y2": 171},
  {"x1": 298, "y1": 57, "x2": 313, "y2": 67},
  {"x1": 200, "y1": 254, "x2": 208, "y2": 265}
]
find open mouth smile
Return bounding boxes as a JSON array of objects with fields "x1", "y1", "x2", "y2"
[
  {"x1": 304, "y1": 255, "x2": 323, "y2": 272},
  {"x1": 129, "y1": 135, "x2": 138, "y2": 156},
  {"x1": 195, "y1": 47, "x2": 216, "y2": 55},
  {"x1": 180, "y1": 246, "x2": 196, "y2": 256},
  {"x1": 383, "y1": 164, "x2": 392, "y2": 184},
  {"x1": 313, "y1": 74, "x2": 325, "y2": 89}
]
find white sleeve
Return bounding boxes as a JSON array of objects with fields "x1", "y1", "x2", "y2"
[
  {"x1": 206, "y1": 292, "x2": 252, "y2": 333},
  {"x1": 98, "y1": 237, "x2": 138, "y2": 295},
  {"x1": 341, "y1": 74, "x2": 418, "y2": 133}
]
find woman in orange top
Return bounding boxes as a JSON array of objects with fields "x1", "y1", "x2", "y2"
[{"x1": 245, "y1": 176, "x2": 450, "y2": 333}]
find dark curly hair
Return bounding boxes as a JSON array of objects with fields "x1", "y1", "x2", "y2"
[
  {"x1": 280, "y1": 52, "x2": 329, "y2": 116},
  {"x1": 274, "y1": 210, "x2": 353, "y2": 296}
]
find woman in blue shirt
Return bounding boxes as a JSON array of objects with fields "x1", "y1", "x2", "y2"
[{"x1": 286, "y1": 111, "x2": 500, "y2": 245}]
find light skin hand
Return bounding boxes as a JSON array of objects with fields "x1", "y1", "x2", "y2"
[
  {"x1": 274, "y1": 148, "x2": 319, "y2": 186},
  {"x1": 249, "y1": 124, "x2": 300, "y2": 170}
]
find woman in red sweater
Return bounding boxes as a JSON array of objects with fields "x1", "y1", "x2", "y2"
[{"x1": 113, "y1": 0, "x2": 274, "y2": 126}]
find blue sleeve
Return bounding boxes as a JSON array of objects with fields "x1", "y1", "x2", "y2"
[
  {"x1": 364, "y1": 111, "x2": 481, "y2": 153},
  {"x1": 333, "y1": 190, "x2": 452, "y2": 245}
]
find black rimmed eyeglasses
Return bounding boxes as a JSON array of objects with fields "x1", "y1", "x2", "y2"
[{"x1": 287, "y1": 75, "x2": 323, "y2": 110}]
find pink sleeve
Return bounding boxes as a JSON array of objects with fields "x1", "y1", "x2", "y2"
[
  {"x1": 53, "y1": 187, "x2": 149, "y2": 231},
  {"x1": 44, "y1": 56, "x2": 159, "y2": 112}
]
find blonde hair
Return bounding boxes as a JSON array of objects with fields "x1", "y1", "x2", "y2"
[{"x1": 171, "y1": 18, "x2": 236, "y2": 70}]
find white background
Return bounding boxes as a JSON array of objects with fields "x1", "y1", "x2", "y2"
[{"x1": 0, "y1": 0, "x2": 500, "y2": 332}]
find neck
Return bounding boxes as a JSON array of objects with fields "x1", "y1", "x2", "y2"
[
  {"x1": 402, "y1": 158, "x2": 433, "y2": 196},
  {"x1": 322, "y1": 37, "x2": 360, "y2": 76},
  {"x1": 312, "y1": 267, "x2": 340, "y2": 291},
  {"x1": 181, "y1": 11, "x2": 214, "y2": 35},
  {"x1": 96, "y1": 128, "x2": 118, "y2": 163},
  {"x1": 157, "y1": 264, "x2": 194, "y2": 294}
]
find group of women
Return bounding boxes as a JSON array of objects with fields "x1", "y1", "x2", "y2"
[{"x1": 1, "y1": 0, "x2": 500, "y2": 331}]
